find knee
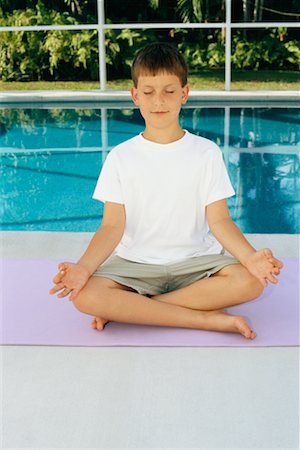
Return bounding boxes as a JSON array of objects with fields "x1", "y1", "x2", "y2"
[
  {"x1": 72, "y1": 289, "x2": 90, "y2": 312},
  {"x1": 226, "y1": 265, "x2": 264, "y2": 300},
  {"x1": 72, "y1": 286, "x2": 106, "y2": 313},
  {"x1": 248, "y1": 276, "x2": 264, "y2": 299},
  {"x1": 240, "y1": 269, "x2": 264, "y2": 299}
]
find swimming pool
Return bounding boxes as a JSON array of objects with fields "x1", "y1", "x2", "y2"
[{"x1": 0, "y1": 105, "x2": 299, "y2": 233}]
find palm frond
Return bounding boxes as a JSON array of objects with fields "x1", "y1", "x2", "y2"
[
  {"x1": 148, "y1": 0, "x2": 160, "y2": 10},
  {"x1": 176, "y1": 0, "x2": 202, "y2": 23}
]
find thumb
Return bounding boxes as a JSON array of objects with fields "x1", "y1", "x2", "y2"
[
  {"x1": 59, "y1": 261, "x2": 74, "y2": 271},
  {"x1": 263, "y1": 248, "x2": 273, "y2": 258}
]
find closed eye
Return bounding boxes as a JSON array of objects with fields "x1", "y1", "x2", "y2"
[{"x1": 143, "y1": 91, "x2": 175, "y2": 95}]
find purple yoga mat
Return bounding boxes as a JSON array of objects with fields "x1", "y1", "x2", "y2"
[{"x1": 1, "y1": 258, "x2": 299, "y2": 347}]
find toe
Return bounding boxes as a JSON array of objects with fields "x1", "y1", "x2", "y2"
[
  {"x1": 250, "y1": 330, "x2": 257, "y2": 340},
  {"x1": 236, "y1": 317, "x2": 254, "y2": 339},
  {"x1": 96, "y1": 319, "x2": 104, "y2": 331}
]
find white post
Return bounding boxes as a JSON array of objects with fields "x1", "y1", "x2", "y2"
[
  {"x1": 97, "y1": 0, "x2": 106, "y2": 91},
  {"x1": 101, "y1": 107, "x2": 108, "y2": 154},
  {"x1": 225, "y1": 0, "x2": 231, "y2": 91},
  {"x1": 223, "y1": 106, "x2": 230, "y2": 168}
]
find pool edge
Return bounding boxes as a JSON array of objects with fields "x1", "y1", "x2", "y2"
[{"x1": 0, "y1": 89, "x2": 299, "y2": 104}]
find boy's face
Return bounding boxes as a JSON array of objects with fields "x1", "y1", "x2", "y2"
[{"x1": 130, "y1": 72, "x2": 189, "y2": 130}]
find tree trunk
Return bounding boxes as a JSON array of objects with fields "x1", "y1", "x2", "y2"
[
  {"x1": 253, "y1": 0, "x2": 263, "y2": 21},
  {"x1": 242, "y1": 0, "x2": 250, "y2": 38}
]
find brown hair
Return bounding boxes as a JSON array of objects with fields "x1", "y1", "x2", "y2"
[{"x1": 131, "y1": 42, "x2": 188, "y2": 87}]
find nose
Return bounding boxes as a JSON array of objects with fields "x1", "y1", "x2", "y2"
[{"x1": 153, "y1": 92, "x2": 165, "y2": 106}]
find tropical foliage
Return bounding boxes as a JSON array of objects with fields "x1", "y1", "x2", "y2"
[{"x1": 0, "y1": 0, "x2": 299, "y2": 81}]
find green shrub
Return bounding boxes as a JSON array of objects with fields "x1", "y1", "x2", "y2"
[
  {"x1": 104, "y1": 24, "x2": 152, "y2": 80},
  {"x1": 0, "y1": 4, "x2": 98, "y2": 81},
  {"x1": 0, "y1": 6, "x2": 299, "y2": 82},
  {"x1": 232, "y1": 29, "x2": 300, "y2": 70}
]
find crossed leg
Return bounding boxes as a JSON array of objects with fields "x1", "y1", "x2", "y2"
[
  {"x1": 150, "y1": 263, "x2": 264, "y2": 310},
  {"x1": 72, "y1": 263, "x2": 263, "y2": 339}
]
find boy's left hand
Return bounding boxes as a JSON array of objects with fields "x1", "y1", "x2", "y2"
[{"x1": 244, "y1": 248, "x2": 284, "y2": 288}]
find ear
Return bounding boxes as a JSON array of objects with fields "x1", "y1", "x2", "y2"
[
  {"x1": 181, "y1": 84, "x2": 190, "y2": 105},
  {"x1": 130, "y1": 86, "x2": 139, "y2": 106}
]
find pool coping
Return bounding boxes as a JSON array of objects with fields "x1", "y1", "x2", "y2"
[
  {"x1": 2, "y1": 232, "x2": 299, "y2": 259},
  {"x1": 1, "y1": 89, "x2": 299, "y2": 104}
]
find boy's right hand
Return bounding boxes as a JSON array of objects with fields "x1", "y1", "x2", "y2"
[{"x1": 49, "y1": 262, "x2": 91, "y2": 301}]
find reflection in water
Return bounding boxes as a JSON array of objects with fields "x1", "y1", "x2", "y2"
[
  {"x1": 0, "y1": 107, "x2": 299, "y2": 232},
  {"x1": 228, "y1": 151, "x2": 299, "y2": 233},
  {"x1": 0, "y1": 122, "x2": 7, "y2": 136}
]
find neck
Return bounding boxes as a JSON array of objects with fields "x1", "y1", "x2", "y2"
[{"x1": 142, "y1": 125, "x2": 185, "y2": 144}]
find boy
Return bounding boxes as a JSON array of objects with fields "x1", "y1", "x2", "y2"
[{"x1": 49, "y1": 43, "x2": 283, "y2": 339}]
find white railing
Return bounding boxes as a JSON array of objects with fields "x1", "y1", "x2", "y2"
[{"x1": 0, "y1": 0, "x2": 299, "y2": 91}]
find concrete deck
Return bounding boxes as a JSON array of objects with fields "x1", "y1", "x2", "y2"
[{"x1": 1, "y1": 231, "x2": 299, "y2": 449}]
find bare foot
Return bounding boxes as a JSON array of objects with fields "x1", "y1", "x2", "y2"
[
  {"x1": 233, "y1": 316, "x2": 257, "y2": 339},
  {"x1": 91, "y1": 317, "x2": 110, "y2": 331},
  {"x1": 90, "y1": 310, "x2": 256, "y2": 340},
  {"x1": 204, "y1": 311, "x2": 257, "y2": 339}
]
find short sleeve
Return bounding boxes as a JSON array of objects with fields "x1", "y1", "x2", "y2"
[
  {"x1": 205, "y1": 147, "x2": 235, "y2": 206},
  {"x1": 92, "y1": 152, "x2": 124, "y2": 204}
]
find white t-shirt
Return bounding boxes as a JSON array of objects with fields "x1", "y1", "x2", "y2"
[{"x1": 92, "y1": 129, "x2": 235, "y2": 264}]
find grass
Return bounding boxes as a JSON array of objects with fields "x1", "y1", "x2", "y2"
[{"x1": 0, "y1": 70, "x2": 299, "y2": 91}]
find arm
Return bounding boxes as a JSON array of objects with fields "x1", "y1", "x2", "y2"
[
  {"x1": 77, "y1": 224, "x2": 124, "y2": 276},
  {"x1": 206, "y1": 198, "x2": 256, "y2": 266},
  {"x1": 78, "y1": 200, "x2": 126, "y2": 275},
  {"x1": 206, "y1": 199, "x2": 283, "y2": 286},
  {"x1": 49, "y1": 202, "x2": 126, "y2": 299}
]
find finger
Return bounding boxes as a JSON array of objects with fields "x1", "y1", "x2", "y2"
[
  {"x1": 55, "y1": 263, "x2": 66, "y2": 276},
  {"x1": 49, "y1": 282, "x2": 65, "y2": 295},
  {"x1": 49, "y1": 282, "x2": 63, "y2": 294},
  {"x1": 267, "y1": 273, "x2": 278, "y2": 284},
  {"x1": 275, "y1": 259, "x2": 284, "y2": 269},
  {"x1": 267, "y1": 257, "x2": 284, "y2": 269},
  {"x1": 52, "y1": 273, "x2": 63, "y2": 284},
  {"x1": 56, "y1": 263, "x2": 67, "y2": 277},
  {"x1": 58, "y1": 288, "x2": 72, "y2": 298}
]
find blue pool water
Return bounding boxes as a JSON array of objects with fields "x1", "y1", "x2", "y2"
[{"x1": 0, "y1": 105, "x2": 299, "y2": 233}]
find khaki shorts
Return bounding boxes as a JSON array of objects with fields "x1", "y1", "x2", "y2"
[{"x1": 92, "y1": 253, "x2": 240, "y2": 296}]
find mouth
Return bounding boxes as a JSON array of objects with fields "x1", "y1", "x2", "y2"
[{"x1": 151, "y1": 111, "x2": 169, "y2": 115}]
